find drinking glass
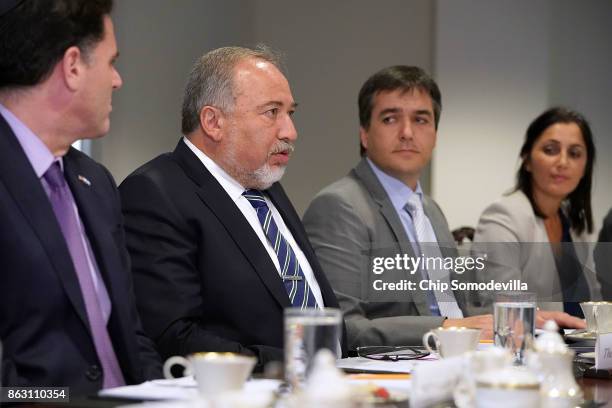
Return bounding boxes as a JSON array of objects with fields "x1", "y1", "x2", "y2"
[
  {"x1": 284, "y1": 308, "x2": 341, "y2": 389},
  {"x1": 494, "y1": 291, "x2": 536, "y2": 365}
]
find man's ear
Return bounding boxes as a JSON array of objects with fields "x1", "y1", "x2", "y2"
[
  {"x1": 61, "y1": 46, "x2": 86, "y2": 91},
  {"x1": 359, "y1": 127, "x2": 368, "y2": 151},
  {"x1": 199, "y1": 106, "x2": 225, "y2": 142}
]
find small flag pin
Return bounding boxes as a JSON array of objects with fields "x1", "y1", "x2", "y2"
[{"x1": 78, "y1": 175, "x2": 91, "y2": 186}]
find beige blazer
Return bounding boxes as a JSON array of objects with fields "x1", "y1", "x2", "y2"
[{"x1": 472, "y1": 190, "x2": 601, "y2": 312}]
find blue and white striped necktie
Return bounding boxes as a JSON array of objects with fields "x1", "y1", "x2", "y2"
[{"x1": 243, "y1": 189, "x2": 317, "y2": 309}]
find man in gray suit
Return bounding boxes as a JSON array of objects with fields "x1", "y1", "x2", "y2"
[{"x1": 303, "y1": 66, "x2": 583, "y2": 349}]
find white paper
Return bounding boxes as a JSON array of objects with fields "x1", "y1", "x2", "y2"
[
  {"x1": 336, "y1": 357, "x2": 430, "y2": 373},
  {"x1": 99, "y1": 377, "x2": 281, "y2": 401},
  {"x1": 99, "y1": 380, "x2": 197, "y2": 401},
  {"x1": 595, "y1": 332, "x2": 612, "y2": 370}
]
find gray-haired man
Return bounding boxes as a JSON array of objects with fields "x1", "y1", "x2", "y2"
[{"x1": 119, "y1": 47, "x2": 343, "y2": 370}]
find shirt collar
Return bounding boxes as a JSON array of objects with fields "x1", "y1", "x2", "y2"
[
  {"x1": 182, "y1": 136, "x2": 246, "y2": 202},
  {"x1": 366, "y1": 157, "x2": 423, "y2": 212},
  {"x1": 0, "y1": 103, "x2": 59, "y2": 178}
]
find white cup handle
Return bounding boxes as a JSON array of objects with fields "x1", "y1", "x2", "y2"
[
  {"x1": 422, "y1": 331, "x2": 440, "y2": 355},
  {"x1": 163, "y1": 355, "x2": 192, "y2": 379}
]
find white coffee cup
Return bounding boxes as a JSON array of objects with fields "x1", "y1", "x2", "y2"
[
  {"x1": 422, "y1": 327, "x2": 481, "y2": 358},
  {"x1": 163, "y1": 352, "x2": 256, "y2": 396}
]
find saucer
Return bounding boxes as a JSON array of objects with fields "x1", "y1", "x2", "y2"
[
  {"x1": 578, "y1": 351, "x2": 596, "y2": 361},
  {"x1": 565, "y1": 330, "x2": 596, "y2": 343}
]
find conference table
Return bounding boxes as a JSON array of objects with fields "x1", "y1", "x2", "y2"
[
  {"x1": 579, "y1": 377, "x2": 612, "y2": 406},
  {"x1": 18, "y1": 362, "x2": 612, "y2": 408}
]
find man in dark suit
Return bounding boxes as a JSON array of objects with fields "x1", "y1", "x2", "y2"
[
  {"x1": 119, "y1": 46, "x2": 342, "y2": 370},
  {"x1": 0, "y1": 0, "x2": 161, "y2": 394}
]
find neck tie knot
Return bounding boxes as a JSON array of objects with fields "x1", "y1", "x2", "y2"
[
  {"x1": 243, "y1": 189, "x2": 268, "y2": 210},
  {"x1": 44, "y1": 162, "x2": 66, "y2": 190},
  {"x1": 405, "y1": 193, "x2": 423, "y2": 216}
]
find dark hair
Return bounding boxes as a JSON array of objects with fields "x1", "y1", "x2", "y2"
[
  {"x1": 516, "y1": 107, "x2": 596, "y2": 235},
  {"x1": 0, "y1": 0, "x2": 113, "y2": 90},
  {"x1": 358, "y1": 65, "x2": 441, "y2": 156}
]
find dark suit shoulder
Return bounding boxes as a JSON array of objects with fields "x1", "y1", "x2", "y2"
[
  {"x1": 123, "y1": 153, "x2": 176, "y2": 183},
  {"x1": 65, "y1": 147, "x2": 117, "y2": 189},
  {"x1": 119, "y1": 153, "x2": 194, "y2": 200}
]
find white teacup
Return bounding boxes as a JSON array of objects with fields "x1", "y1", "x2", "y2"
[
  {"x1": 163, "y1": 352, "x2": 256, "y2": 396},
  {"x1": 581, "y1": 301, "x2": 612, "y2": 333},
  {"x1": 422, "y1": 327, "x2": 481, "y2": 358}
]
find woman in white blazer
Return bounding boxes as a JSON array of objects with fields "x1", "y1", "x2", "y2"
[{"x1": 473, "y1": 107, "x2": 600, "y2": 317}]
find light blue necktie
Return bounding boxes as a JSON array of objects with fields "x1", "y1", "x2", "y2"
[
  {"x1": 243, "y1": 189, "x2": 317, "y2": 309},
  {"x1": 405, "y1": 194, "x2": 463, "y2": 318}
]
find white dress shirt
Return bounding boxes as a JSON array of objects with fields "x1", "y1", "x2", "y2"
[{"x1": 183, "y1": 137, "x2": 324, "y2": 308}]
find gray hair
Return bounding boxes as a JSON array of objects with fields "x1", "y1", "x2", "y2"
[{"x1": 181, "y1": 45, "x2": 283, "y2": 135}]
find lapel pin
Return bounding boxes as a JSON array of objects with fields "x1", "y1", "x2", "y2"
[{"x1": 78, "y1": 175, "x2": 91, "y2": 187}]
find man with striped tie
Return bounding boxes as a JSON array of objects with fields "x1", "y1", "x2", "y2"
[
  {"x1": 302, "y1": 66, "x2": 584, "y2": 350},
  {"x1": 119, "y1": 46, "x2": 342, "y2": 370}
]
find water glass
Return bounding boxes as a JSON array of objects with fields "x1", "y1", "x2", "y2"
[
  {"x1": 494, "y1": 292, "x2": 536, "y2": 365},
  {"x1": 284, "y1": 307, "x2": 341, "y2": 389}
]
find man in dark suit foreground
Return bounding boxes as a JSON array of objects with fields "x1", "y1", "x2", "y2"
[
  {"x1": 0, "y1": 0, "x2": 161, "y2": 394},
  {"x1": 119, "y1": 46, "x2": 342, "y2": 370}
]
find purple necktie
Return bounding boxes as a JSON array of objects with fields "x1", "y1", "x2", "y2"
[{"x1": 44, "y1": 162, "x2": 125, "y2": 389}]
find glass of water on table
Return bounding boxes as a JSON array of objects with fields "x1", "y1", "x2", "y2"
[
  {"x1": 494, "y1": 291, "x2": 536, "y2": 365},
  {"x1": 284, "y1": 308, "x2": 342, "y2": 389}
]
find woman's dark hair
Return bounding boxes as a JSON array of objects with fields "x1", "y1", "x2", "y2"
[
  {"x1": 0, "y1": 0, "x2": 113, "y2": 90},
  {"x1": 516, "y1": 107, "x2": 596, "y2": 235}
]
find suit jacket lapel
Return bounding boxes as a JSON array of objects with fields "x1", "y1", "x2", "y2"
[
  {"x1": 353, "y1": 159, "x2": 431, "y2": 315},
  {"x1": 0, "y1": 117, "x2": 88, "y2": 326},
  {"x1": 172, "y1": 141, "x2": 291, "y2": 308}
]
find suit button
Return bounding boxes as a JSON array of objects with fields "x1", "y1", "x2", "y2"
[{"x1": 85, "y1": 364, "x2": 102, "y2": 381}]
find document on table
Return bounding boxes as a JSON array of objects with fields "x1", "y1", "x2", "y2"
[
  {"x1": 98, "y1": 377, "x2": 281, "y2": 401},
  {"x1": 336, "y1": 357, "x2": 425, "y2": 374}
]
